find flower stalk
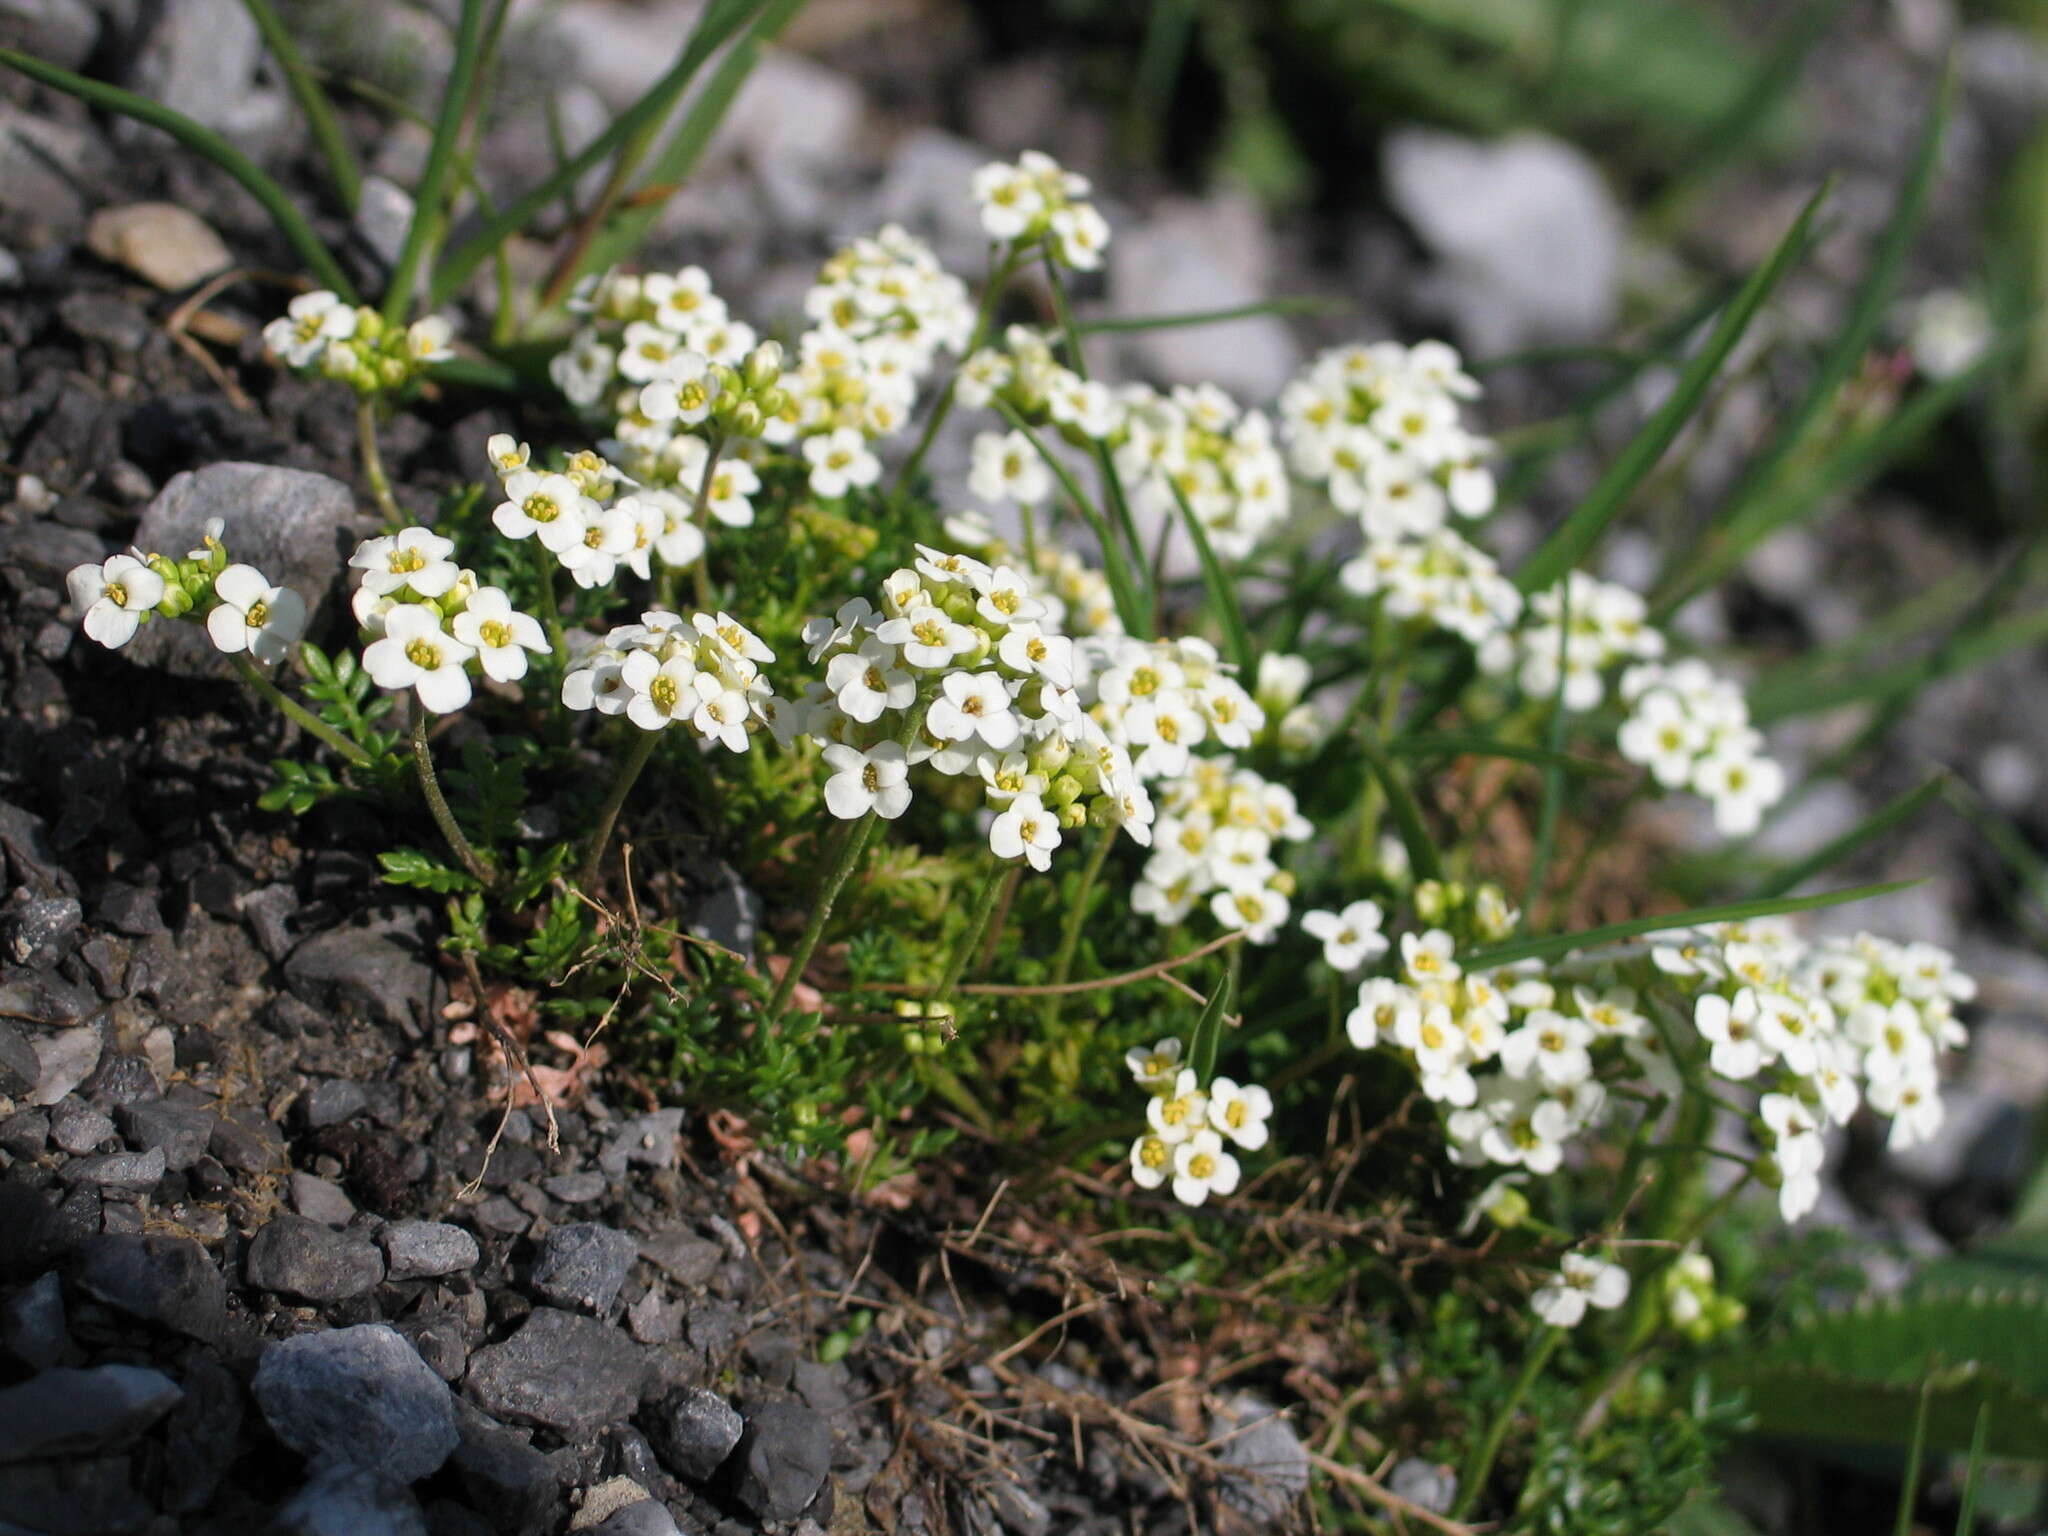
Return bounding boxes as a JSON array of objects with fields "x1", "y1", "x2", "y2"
[
  {"x1": 411, "y1": 706, "x2": 495, "y2": 887},
  {"x1": 578, "y1": 727, "x2": 661, "y2": 887},
  {"x1": 357, "y1": 397, "x2": 403, "y2": 524},
  {"x1": 234, "y1": 655, "x2": 372, "y2": 767}
]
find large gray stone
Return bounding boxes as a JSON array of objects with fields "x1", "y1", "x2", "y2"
[
  {"x1": 379, "y1": 1220, "x2": 479, "y2": 1281},
  {"x1": 253, "y1": 1324, "x2": 459, "y2": 1484},
  {"x1": 0, "y1": 1364, "x2": 181, "y2": 1462},
  {"x1": 285, "y1": 915, "x2": 435, "y2": 1036},
  {"x1": 464, "y1": 1307, "x2": 645, "y2": 1439},
  {"x1": 730, "y1": 1400, "x2": 831, "y2": 1522},
  {"x1": 75, "y1": 1232, "x2": 226, "y2": 1341},
  {"x1": 0, "y1": 0, "x2": 100, "y2": 70},
  {"x1": 271, "y1": 1464, "x2": 428, "y2": 1536},
  {"x1": 126, "y1": 462, "x2": 363, "y2": 677},
  {"x1": 530, "y1": 1223, "x2": 637, "y2": 1316},
  {"x1": 245, "y1": 1213, "x2": 385, "y2": 1302},
  {"x1": 1210, "y1": 1393, "x2": 1309, "y2": 1522}
]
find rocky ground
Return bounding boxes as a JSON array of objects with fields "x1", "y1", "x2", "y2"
[{"x1": 0, "y1": 1, "x2": 2045, "y2": 1534}]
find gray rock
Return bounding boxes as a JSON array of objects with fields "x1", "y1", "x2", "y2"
[
  {"x1": 870, "y1": 129, "x2": 992, "y2": 274},
  {"x1": 645, "y1": 1387, "x2": 742, "y2": 1483},
  {"x1": 210, "y1": 1105, "x2": 287, "y2": 1174},
  {"x1": 982, "y1": 1477, "x2": 1049, "y2": 1536},
  {"x1": 116, "y1": 1097, "x2": 215, "y2": 1171},
  {"x1": 1382, "y1": 128, "x2": 1622, "y2": 354},
  {"x1": 544, "y1": 1170, "x2": 606, "y2": 1204},
  {"x1": 0, "y1": 1105, "x2": 46, "y2": 1157},
  {"x1": 22, "y1": 1029, "x2": 98, "y2": 1108},
  {"x1": 1211, "y1": 1394, "x2": 1309, "y2": 1522},
  {"x1": 85, "y1": 202, "x2": 232, "y2": 292},
  {"x1": 245, "y1": 1213, "x2": 386, "y2": 1302},
  {"x1": 597, "y1": 1109, "x2": 684, "y2": 1177},
  {"x1": 464, "y1": 1307, "x2": 646, "y2": 1439},
  {"x1": 254, "y1": 1324, "x2": 460, "y2": 1483},
  {"x1": 83, "y1": 1051, "x2": 158, "y2": 1109},
  {"x1": 243, "y1": 880, "x2": 300, "y2": 961},
  {"x1": 355, "y1": 175, "x2": 416, "y2": 270},
  {"x1": 122, "y1": 0, "x2": 262, "y2": 135},
  {"x1": 624, "y1": 1290, "x2": 676, "y2": 1345},
  {"x1": 531, "y1": 1223, "x2": 638, "y2": 1315},
  {"x1": 58, "y1": 1146, "x2": 165, "y2": 1190},
  {"x1": 731, "y1": 1401, "x2": 831, "y2": 1522},
  {"x1": 300, "y1": 1079, "x2": 370, "y2": 1129},
  {"x1": 0, "y1": 1452, "x2": 150, "y2": 1533},
  {"x1": 57, "y1": 292, "x2": 152, "y2": 354},
  {"x1": 75, "y1": 1232, "x2": 226, "y2": 1341},
  {"x1": 49, "y1": 1097, "x2": 113, "y2": 1155},
  {"x1": 0, "y1": 1271, "x2": 65, "y2": 1371},
  {"x1": 638, "y1": 1231, "x2": 719, "y2": 1288},
  {"x1": 3, "y1": 895, "x2": 81, "y2": 966},
  {"x1": 793, "y1": 1360, "x2": 851, "y2": 1421},
  {"x1": 1387, "y1": 1458, "x2": 1457, "y2": 1515},
  {"x1": 379, "y1": 1220, "x2": 480, "y2": 1281},
  {"x1": 591, "y1": 1501, "x2": 680, "y2": 1536},
  {"x1": 450, "y1": 1423, "x2": 561, "y2": 1532},
  {"x1": 0, "y1": 103, "x2": 109, "y2": 239},
  {"x1": 271, "y1": 1464, "x2": 428, "y2": 1536},
  {"x1": 291, "y1": 1171, "x2": 359, "y2": 1227},
  {"x1": 285, "y1": 917, "x2": 436, "y2": 1036},
  {"x1": 0, "y1": 1020, "x2": 37, "y2": 1097},
  {"x1": 127, "y1": 463, "x2": 362, "y2": 676},
  {"x1": 164, "y1": 1356, "x2": 243, "y2": 1514},
  {"x1": 0, "y1": 1363, "x2": 181, "y2": 1461},
  {"x1": 0, "y1": 970, "x2": 96, "y2": 1027},
  {"x1": 0, "y1": 0, "x2": 100, "y2": 70}
]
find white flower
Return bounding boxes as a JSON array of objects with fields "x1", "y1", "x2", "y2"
[
  {"x1": 1209, "y1": 885, "x2": 1289, "y2": 944},
  {"x1": 692, "y1": 685, "x2": 753, "y2": 752},
  {"x1": 406, "y1": 315, "x2": 456, "y2": 364},
  {"x1": 822, "y1": 742, "x2": 911, "y2": 820},
  {"x1": 362, "y1": 604, "x2": 474, "y2": 713},
  {"x1": 1130, "y1": 1133, "x2": 1174, "y2": 1189},
  {"x1": 1694, "y1": 990, "x2": 1765, "y2": 1080},
  {"x1": 1049, "y1": 202, "x2": 1111, "y2": 270},
  {"x1": 447, "y1": 587, "x2": 548, "y2": 684},
  {"x1": 1205, "y1": 1077, "x2": 1272, "y2": 1151},
  {"x1": 1348, "y1": 977, "x2": 1419, "y2": 1050},
  {"x1": 968, "y1": 430, "x2": 1053, "y2": 505},
  {"x1": 1301, "y1": 900, "x2": 1389, "y2": 972},
  {"x1": 989, "y1": 792, "x2": 1062, "y2": 871},
  {"x1": 1124, "y1": 1037, "x2": 1183, "y2": 1090},
  {"x1": 349, "y1": 527, "x2": 461, "y2": 598},
  {"x1": 803, "y1": 428, "x2": 881, "y2": 498},
  {"x1": 875, "y1": 604, "x2": 976, "y2": 670},
  {"x1": 485, "y1": 433, "x2": 530, "y2": 476},
  {"x1": 1146, "y1": 1068, "x2": 1207, "y2": 1143},
  {"x1": 205, "y1": 563, "x2": 306, "y2": 666},
  {"x1": 825, "y1": 641, "x2": 915, "y2": 723},
  {"x1": 1400, "y1": 928, "x2": 1461, "y2": 985},
  {"x1": 927, "y1": 671, "x2": 1020, "y2": 749},
  {"x1": 1532, "y1": 1254, "x2": 1630, "y2": 1328},
  {"x1": 67, "y1": 553, "x2": 166, "y2": 649},
  {"x1": 263, "y1": 289, "x2": 357, "y2": 367},
  {"x1": 1170, "y1": 1128, "x2": 1241, "y2": 1206},
  {"x1": 1500, "y1": 1010, "x2": 1595, "y2": 1088},
  {"x1": 971, "y1": 161, "x2": 1045, "y2": 240},
  {"x1": 1695, "y1": 748, "x2": 1785, "y2": 837},
  {"x1": 618, "y1": 650, "x2": 700, "y2": 731},
  {"x1": 492, "y1": 472, "x2": 590, "y2": 554}
]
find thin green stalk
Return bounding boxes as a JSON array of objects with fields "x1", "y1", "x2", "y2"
[
  {"x1": 240, "y1": 0, "x2": 361, "y2": 211},
  {"x1": 931, "y1": 858, "x2": 1008, "y2": 1002},
  {"x1": 688, "y1": 437, "x2": 726, "y2": 611},
  {"x1": 579, "y1": 728, "x2": 662, "y2": 886},
  {"x1": 1041, "y1": 823, "x2": 1117, "y2": 1028},
  {"x1": 0, "y1": 48, "x2": 354, "y2": 298},
  {"x1": 1043, "y1": 253, "x2": 1150, "y2": 613},
  {"x1": 533, "y1": 545, "x2": 567, "y2": 659},
  {"x1": 1894, "y1": 1361, "x2": 1938, "y2": 1536},
  {"x1": 357, "y1": 398, "x2": 402, "y2": 524},
  {"x1": 892, "y1": 245, "x2": 1019, "y2": 500},
  {"x1": 232, "y1": 655, "x2": 371, "y2": 766},
  {"x1": 411, "y1": 707, "x2": 495, "y2": 886},
  {"x1": 1453, "y1": 1326, "x2": 1562, "y2": 1519},
  {"x1": 991, "y1": 399, "x2": 1147, "y2": 635},
  {"x1": 1522, "y1": 580, "x2": 1574, "y2": 928},
  {"x1": 383, "y1": 0, "x2": 488, "y2": 324}
]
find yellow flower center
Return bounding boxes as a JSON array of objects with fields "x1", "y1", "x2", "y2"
[{"x1": 404, "y1": 638, "x2": 443, "y2": 669}]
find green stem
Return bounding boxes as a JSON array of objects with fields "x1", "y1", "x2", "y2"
[
  {"x1": 579, "y1": 728, "x2": 662, "y2": 887},
  {"x1": 357, "y1": 397, "x2": 402, "y2": 524},
  {"x1": 1040, "y1": 822, "x2": 1116, "y2": 1028},
  {"x1": 1453, "y1": 1326, "x2": 1562, "y2": 1520},
  {"x1": 240, "y1": 0, "x2": 361, "y2": 211},
  {"x1": 233, "y1": 655, "x2": 371, "y2": 766},
  {"x1": 411, "y1": 707, "x2": 495, "y2": 885},
  {"x1": 533, "y1": 544, "x2": 567, "y2": 658},
  {"x1": 892, "y1": 244, "x2": 1018, "y2": 500},
  {"x1": 382, "y1": 0, "x2": 487, "y2": 324},
  {"x1": 930, "y1": 858, "x2": 1009, "y2": 1003},
  {"x1": 688, "y1": 437, "x2": 726, "y2": 611}
]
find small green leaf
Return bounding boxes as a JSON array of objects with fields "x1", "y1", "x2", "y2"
[
  {"x1": 1748, "y1": 774, "x2": 1946, "y2": 900},
  {"x1": 377, "y1": 848, "x2": 481, "y2": 894},
  {"x1": 1186, "y1": 967, "x2": 1235, "y2": 1088}
]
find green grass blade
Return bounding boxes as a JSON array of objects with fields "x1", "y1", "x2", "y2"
[
  {"x1": 992, "y1": 401, "x2": 1150, "y2": 638},
  {"x1": 1074, "y1": 296, "x2": 1340, "y2": 335},
  {"x1": 1522, "y1": 580, "x2": 1574, "y2": 927},
  {"x1": 382, "y1": 0, "x2": 486, "y2": 323},
  {"x1": 427, "y1": 0, "x2": 764, "y2": 310},
  {"x1": 1458, "y1": 879, "x2": 1920, "y2": 969},
  {"x1": 1653, "y1": 63, "x2": 1955, "y2": 615},
  {"x1": 1164, "y1": 475, "x2": 1255, "y2": 677},
  {"x1": 567, "y1": 0, "x2": 807, "y2": 293},
  {"x1": 1360, "y1": 731, "x2": 1443, "y2": 883},
  {"x1": 1956, "y1": 1402, "x2": 1991, "y2": 1536},
  {"x1": 240, "y1": 0, "x2": 362, "y2": 212},
  {"x1": 1389, "y1": 732, "x2": 1624, "y2": 777},
  {"x1": 1750, "y1": 594, "x2": 2048, "y2": 722},
  {"x1": 1895, "y1": 1362, "x2": 1938, "y2": 1536},
  {"x1": 1186, "y1": 966, "x2": 1234, "y2": 1086},
  {"x1": 0, "y1": 47, "x2": 355, "y2": 299},
  {"x1": 1512, "y1": 180, "x2": 1829, "y2": 595},
  {"x1": 1748, "y1": 774, "x2": 1947, "y2": 900}
]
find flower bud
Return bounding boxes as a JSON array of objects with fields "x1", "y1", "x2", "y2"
[
  {"x1": 756, "y1": 387, "x2": 790, "y2": 419},
  {"x1": 728, "y1": 402, "x2": 765, "y2": 440},
  {"x1": 1059, "y1": 800, "x2": 1087, "y2": 830},
  {"x1": 1484, "y1": 1185, "x2": 1531, "y2": 1229},
  {"x1": 743, "y1": 341, "x2": 784, "y2": 390},
  {"x1": 1046, "y1": 773, "x2": 1084, "y2": 808}
]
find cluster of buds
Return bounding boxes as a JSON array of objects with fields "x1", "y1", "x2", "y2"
[
  {"x1": 349, "y1": 527, "x2": 551, "y2": 713},
  {"x1": 262, "y1": 291, "x2": 454, "y2": 395},
  {"x1": 1122, "y1": 1036, "x2": 1272, "y2": 1206},
  {"x1": 560, "y1": 609, "x2": 789, "y2": 753},
  {"x1": 1279, "y1": 340, "x2": 1496, "y2": 539},
  {"x1": 971, "y1": 150, "x2": 1111, "y2": 270},
  {"x1": 795, "y1": 547, "x2": 1154, "y2": 869},
  {"x1": 67, "y1": 521, "x2": 308, "y2": 666},
  {"x1": 1660, "y1": 1251, "x2": 1746, "y2": 1343}
]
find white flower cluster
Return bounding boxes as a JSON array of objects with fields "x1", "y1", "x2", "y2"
[
  {"x1": 67, "y1": 523, "x2": 309, "y2": 665},
  {"x1": 1129, "y1": 756, "x2": 1311, "y2": 941},
  {"x1": 484, "y1": 435, "x2": 712, "y2": 593},
  {"x1": 349, "y1": 528, "x2": 550, "y2": 713},
  {"x1": 559, "y1": 609, "x2": 786, "y2": 753},
  {"x1": 972, "y1": 150, "x2": 1110, "y2": 270},
  {"x1": 1479, "y1": 571, "x2": 1664, "y2": 713},
  {"x1": 1280, "y1": 341, "x2": 1496, "y2": 539},
  {"x1": 263, "y1": 290, "x2": 454, "y2": 394},
  {"x1": 1617, "y1": 659, "x2": 1785, "y2": 835},
  {"x1": 553, "y1": 265, "x2": 754, "y2": 411},
  {"x1": 942, "y1": 510, "x2": 1127, "y2": 643},
  {"x1": 795, "y1": 547, "x2": 1154, "y2": 868},
  {"x1": 1339, "y1": 527, "x2": 1523, "y2": 649},
  {"x1": 1662, "y1": 922, "x2": 1971, "y2": 1220},
  {"x1": 1122, "y1": 1037, "x2": 1271, "y2": 1207},
  {"x1": 1110, "y1": 384, "x2": 1291, "y2": 561}
]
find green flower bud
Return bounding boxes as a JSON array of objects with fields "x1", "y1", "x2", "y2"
[
  {"x1": 743, "y1": 341, "x2": 784, "y2": 390},
  {"x1": 1485, "y1": 1185, "x2": 1531, "y2": 1229},
  {"x1": 728, "y1": 402, "x2": 764, "y2": 440}
]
